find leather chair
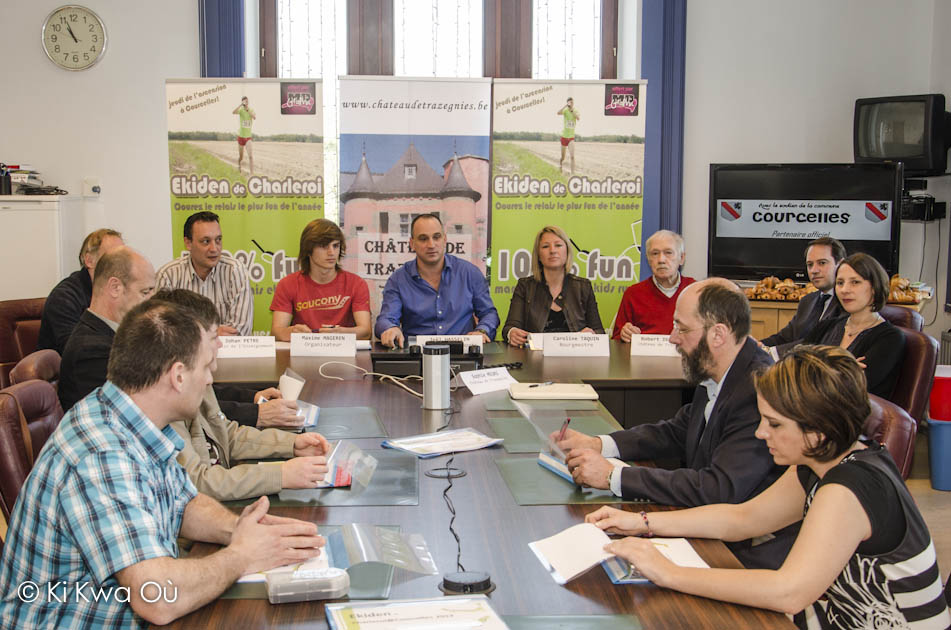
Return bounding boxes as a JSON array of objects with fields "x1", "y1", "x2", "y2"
[
  {"x1": 0, "y1": 380, "x2": 63, "y2": 521},
  {"x1": 865, "y1": 394, "x2": 917, "y2": 479},
  {"x1": 0, "y1": 298, "x2": 46, "y2": 389},
  {"x1": 10, "y1": 349, "x2": 61, "y2": 388},
  {"x1": 889, "y1": 328, "x2": 939, "y2": 426},
  {"x1": 879, "y1": 304, "x2": 924, "y2": 332}
]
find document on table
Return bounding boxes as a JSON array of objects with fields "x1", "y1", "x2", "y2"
[
  {"x1": 326, "y1": 595, "x2": 508, "y2": 630},
  {"x1": 529, "y1": 523, "x2": 614, "y2": 584},
  {"x1": 509, "y1": 382, "x2": 599, "y2": 400},
  {"x1": 382, "y1": 427, "x2": 502, "y2": 458},
  {"x1": 529, "y1": 522, "x2": 709, "y2": 585}
]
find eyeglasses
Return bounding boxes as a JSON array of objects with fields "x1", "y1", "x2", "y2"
[{"x1": 671, "y1": 321, "x2": 705, "y2": 335}]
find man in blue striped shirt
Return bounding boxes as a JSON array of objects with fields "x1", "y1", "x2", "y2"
[{"x1": 0, "y1": 300, "x2": 324, "y2": 628}]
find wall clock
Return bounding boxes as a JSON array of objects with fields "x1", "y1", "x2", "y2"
[{"x1": 42, "y1": 5, "x2": 107, "y2": 71}]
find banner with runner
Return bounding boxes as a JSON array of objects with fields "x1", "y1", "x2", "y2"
[
  {"x1": 166, "y1": 79, "x2": 324, "y2": 334},
  {"x1": 491, "y1": 80, "x2": 647, "y2": 329},
  {"x1": 337, "y1": 76, "x2": 492, "y2": 314}
]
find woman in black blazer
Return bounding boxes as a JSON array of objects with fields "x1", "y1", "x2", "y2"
[
  {"x1": 502, "y1": 225, "x2": 604, "y2": 345},
  {"x1": 802, "y1": 252, "x2": 905, "y2": 399}
]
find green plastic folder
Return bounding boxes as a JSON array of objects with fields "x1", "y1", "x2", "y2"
[
  {"x1": 309, "y1": 406, "x2": 388, "y2": 439},
  {"x1": 220, "y1": 525, "x2": 397, "y2": 600},
  {"x1": 495, "y1": 457, "x2": 638, "y2": 505},
  {"x1": 503, "y1": 616, "x2": 643, "y2": 630},
  {"x1": 487, "y1": 415, "x2": 618, "y2": 453},
  {"x1": 482, "y1": 389, "x2": 599, "y2": 412}
]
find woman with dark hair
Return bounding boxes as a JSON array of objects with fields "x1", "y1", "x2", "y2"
[
  {"x1": 800, "y1": 252, "x2": 905, "y2": 399},
  {"x1": 586, "y1": 345, "x2": 949, "y2": 629},
  {"x1": 270, "y1": 218, "x2": 371, "y2": 340},
  {"x1": 502, "y1": 225, "x2": 604, "y2": 346}
]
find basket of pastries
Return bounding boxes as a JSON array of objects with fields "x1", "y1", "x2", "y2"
[
  {"x1": 888, "y1": 274, "x2": 921, "y2": 304},
  {"x1": 744, "y1": 276, "x2": 818, "y2": 302}
]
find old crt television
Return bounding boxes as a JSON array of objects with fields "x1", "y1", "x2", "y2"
[
  {"x1": 854, "y1": 94, "x2": 951, "y2": 177},
  {"x1": 708, "y1": 163, "x2": 902, "y2": 282}
]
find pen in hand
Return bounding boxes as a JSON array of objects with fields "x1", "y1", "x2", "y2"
[
  {"x1": 557, "y1": 417, "x2": 572, "y2": 442},
  {"x1": 529, "y1": 381, "x2": 554, "y2": 388}
]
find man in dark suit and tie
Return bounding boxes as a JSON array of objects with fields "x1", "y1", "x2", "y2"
[
  {"x1": 760, "y1": 236, "x2": 846, "y2": 354},
  {"x1": 557, "y1": 278, "x2": 794, "y2": 569}
]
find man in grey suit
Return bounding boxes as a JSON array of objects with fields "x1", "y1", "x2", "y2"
[{"x1": 760, "y1": 236, "x2": 846, "y2": 354}]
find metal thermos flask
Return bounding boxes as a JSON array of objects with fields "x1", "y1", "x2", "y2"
[{"x1": 422, "y1": 344, "x2": 450, "y2": 409}]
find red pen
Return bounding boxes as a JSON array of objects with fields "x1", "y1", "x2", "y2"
[{"x1": 557, "y1": 417, "x2": 571, "y2": 442}]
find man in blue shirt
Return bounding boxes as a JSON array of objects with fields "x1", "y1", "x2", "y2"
[
  {"x1": 0, "y1": 300, "x2": 324, "y2": 628},
  {"x1": 375, "y1": 213, "x2": 499, "y2": 348}
]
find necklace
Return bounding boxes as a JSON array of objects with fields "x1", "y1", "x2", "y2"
[{"x1": 843, "y1": 313, "x2": 881, "y2": 339}]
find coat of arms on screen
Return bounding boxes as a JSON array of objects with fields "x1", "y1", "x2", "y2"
[
  {"x1": 720, "y1": 201, "x2": 742, "y2": 221},
  {"x1": 864, "y1": 202, "x2": 888, "y2": 223}
]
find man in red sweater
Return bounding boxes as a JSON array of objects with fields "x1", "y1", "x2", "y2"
[{"x1": 612, "y1": 230, "x2": 695, "y2": 340}]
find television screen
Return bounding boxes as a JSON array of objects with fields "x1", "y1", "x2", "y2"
[
  {"x1": 708, "y1": 163, "x2": 902, "y2": 282},
  {"x1": 856, "y1": 101, "x2": 926, "y2": 158},
  {"x1": 854, "y1": 94, "x2": 949, "y2": 177}
]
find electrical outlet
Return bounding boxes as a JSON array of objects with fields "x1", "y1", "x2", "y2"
[{"x1": 82, "y1": 177, "x2": 101, "y2": 197}]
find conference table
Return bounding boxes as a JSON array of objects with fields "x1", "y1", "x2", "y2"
[
  {"x1": 159, "y1": 341, "x2": 794, "y2": 629},
  {"x1": 213, "y1": 341, "x2": 693, "y2": 429}
]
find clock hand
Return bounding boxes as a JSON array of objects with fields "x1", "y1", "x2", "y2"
[{"x1": 65, "y1": 22, "x2": 79, "y2": 43}]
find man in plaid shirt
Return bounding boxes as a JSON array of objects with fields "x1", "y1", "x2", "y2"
[{"x1": 0, "y1": 300, "x2": 324, "y2": 628}]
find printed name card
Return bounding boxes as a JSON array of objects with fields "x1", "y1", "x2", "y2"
[
  {"x1": 543, "y1": 333, "x2": 610, "y2": 357},
  {"x1": 290, "y1": 333, "x2": 357, "y2": 356},
  {"x1": 217, "y1": 335, "x2": 276, "y2": 358},
  {"x1": 413, "y1": 334, "x2": 484, "y2": 350},
  {"x1": 630, "y1": 334, "x2": 680, "y2": 357},
  {"x1": 459, "y1": 367, "x2": 517, "y2": 395}
]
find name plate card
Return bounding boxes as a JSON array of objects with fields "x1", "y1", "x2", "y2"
[
  {"x1": 542, "y1": 333, "x2": 610, "y2": 357},
  {"x1": 290, "y1": 333, "x2": 357, "y2": 356},
  {"x1": 217, "y1": 335, "x2": 276, "y2": 358},
  {"x1": 459, "y1": 367, "x2": 517, "y2": 395},
  {"x1": 630, "y1": 334, "x2": 680, "y2": 357},
  {"x1": 413, "y1": 334, "x2": 484, "y2": 350}
]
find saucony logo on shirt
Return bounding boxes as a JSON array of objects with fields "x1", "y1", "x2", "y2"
[{"x1": 296, "y1": 295, "x2": 351, "y2": 311}]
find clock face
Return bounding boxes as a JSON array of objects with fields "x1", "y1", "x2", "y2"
[{"x1": 42, "y1": 5, "x2": 107, "y2": 71}]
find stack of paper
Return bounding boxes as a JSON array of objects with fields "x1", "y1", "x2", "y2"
[{"x1": 529, "y1": 523, "x2": 615, "y2": 584}]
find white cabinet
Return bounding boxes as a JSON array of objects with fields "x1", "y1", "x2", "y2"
[{"x1": 0, "y1": 195, "x2": 83, "y2": 300}]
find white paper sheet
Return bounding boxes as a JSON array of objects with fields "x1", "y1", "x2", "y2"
[{"x1": 459, "y1": 367, "x2": 517, "y2": 395}]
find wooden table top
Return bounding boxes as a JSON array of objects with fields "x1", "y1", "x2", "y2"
[
  {"x1": 160, "y1": 355, "x2": 794, "y2": 629},
  {"x1": 212, "y1": 340, "x2": 689, "y2": 389}
]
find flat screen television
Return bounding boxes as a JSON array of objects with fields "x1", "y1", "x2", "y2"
[
  {"x1": 854, "y1": 94, "x2": 951, "y2": 177},
  {"x1": 708, "y1": 163, "x2": 902, "y2": 282}
]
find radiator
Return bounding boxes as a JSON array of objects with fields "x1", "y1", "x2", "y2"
[{"x1": 942, "y1": 331, "x2": 951, "y2": 365}]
